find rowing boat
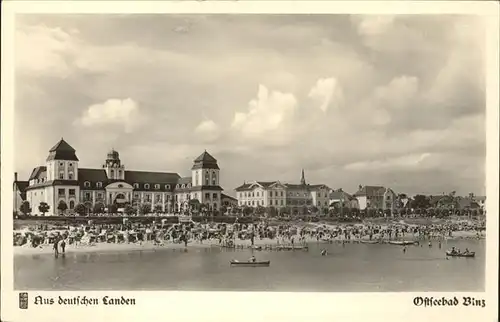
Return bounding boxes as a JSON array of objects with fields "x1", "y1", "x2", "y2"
[
  {"x1": 388, "y1": 241, "x2": 418, "y2": 246},
  {"x1": 230, "y1": 260, "x2": 271, "y2": 267},
  {"x1": 360, "y1": 240, "x2": 379, "y2": 244},
  {"x1": 445, "y1": 251, "x2": 475, "y2": 258}
]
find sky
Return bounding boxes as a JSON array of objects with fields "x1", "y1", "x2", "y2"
[{"x1": 14, "y1": 14, "x2": 486, "y2": 196}]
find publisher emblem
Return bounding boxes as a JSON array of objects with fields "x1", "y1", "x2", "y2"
[{"x1": 19, "y1": 292, "x2": 28, "y2": 309}]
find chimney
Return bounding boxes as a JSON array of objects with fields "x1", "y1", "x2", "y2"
[{"x1": 14, "y1": 172, "x2": 18, "y2": 182}]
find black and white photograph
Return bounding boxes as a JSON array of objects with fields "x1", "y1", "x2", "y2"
[{"x1": 1, "y1": 2, "x2": 498, "y2": 322}]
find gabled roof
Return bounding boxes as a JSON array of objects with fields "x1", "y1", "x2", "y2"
[
  {"x1": 330, "y1": 189, "x2": 354, "y2": 200},
  {"x1": 354, "y1": 185, "x2": 385, "y2": 197},
  {"x1": 177, "y1": 177, "x2": 192, "y2": 185},
  {"x1": 14, "y1": 181, "x2": 29, "y2": 193},
  {"x1": 221, "y1": 193, "x2": 237, "y2": 201},
  {"x1": 194, "y1": 151, "x2": 217, "y2": 163},
  {"x1": 29, "y1": 166, "x2": 47, "y2": 180},
  {"x1": 192, "y1": 151, "x2": 220, "y2": 170},
  {"x1": 235, "y1": 183, "x2": 253, "y2": 191},
  {"x1": 46, "y1": 138, "x2": 79, "y2": 161}
]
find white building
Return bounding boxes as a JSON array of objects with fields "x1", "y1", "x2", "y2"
[{"x1": 18, "y1": 138, "x2": 225, "y2": 216}]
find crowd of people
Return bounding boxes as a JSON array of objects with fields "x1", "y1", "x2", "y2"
[{"x1": 13, "y1": 216, "x2": 486, "y2": 256}]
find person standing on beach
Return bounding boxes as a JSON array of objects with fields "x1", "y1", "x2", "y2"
[
  {"x1": 60, "y1": 238, "x2": 66, "y2": 254},
  {"x1": 53, "y1": 237, "x2": 59, "y2": 258}
]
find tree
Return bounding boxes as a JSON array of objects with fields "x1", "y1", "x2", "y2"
[
  {"x1": 20, "y1": 201, "x2": 32, "y2": 216},
  {"x1": 93, "y1": 202, "x2": 105, "y2": 214},
  {"x1": 139, "y1": 202, "x2": 152, "y2": 215},
  {"x1": 410, "y1": 194, "x2": 430, "y2": 209},
  {"x1": 242, "y1": 206, "x2": 253, "y2": 216},
  {"x1": 189, "y1": 199, "x2": 200, "y2": 212},
  {"x1": 57, "y1": 200, "x2": 68, "y2": 215},
  {"x1": 107, "y1": 204, "x2": 118, "y2": 215},
  {"x1": 256, "y1": 205, "x2": 266, "y2": 215},
  {"x1": 83, "y1": 201, "x2": 93, "y2": 215},
  {"x1": 38, "y1": 202, "x2": 50, "y2": 216},
  {"x1": 124, "y1": 204, "x2": 136, "y2": 216},
  {"x1": 74, "y1": 203, "x2": 87, "y2": 216},
  {"x1": 268, "y1": 206, "x2": 278, "y2": 217},
  {"x1": 311, "y1": 206, "x2": 319, "y2": 215},
  {"x1": 220, "y1": 206, "x2": 228, "y2": 215},
  {"x1": 154, "y1": 204, "x2": 163, "y2": 214}
]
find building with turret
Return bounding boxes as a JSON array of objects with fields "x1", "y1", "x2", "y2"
[
  {"x1": 234, "y1": 170, "x2": 330, "y2": 211},
  {"x1": 17, "y1": 138, "x2": 224, "y2": 216}
]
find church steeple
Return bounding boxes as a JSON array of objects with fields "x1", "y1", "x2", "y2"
[{"x1": 300, "y1": 169, "x2": 306, "y2": 185}]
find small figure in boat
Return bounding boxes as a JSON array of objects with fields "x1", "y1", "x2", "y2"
[
  {"x1": 450, "y1": 246, "x2": 457, "y2": 254},
  {"x1": 428, "y1": 242, "x2": 432, "y2": 248},
  {"x1": 321, "y1": 249, "x2": 328, "y2": 256},
  {"x1": 248, "y1": 255, "x2": 256, "y2": 263},
  {"x1": 464, "y1": 248, "x2": 470, "y2": 254}
]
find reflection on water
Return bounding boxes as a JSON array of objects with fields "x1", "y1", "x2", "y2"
[{"x1": 15, "y1": 239, "x2": 485, "y2": 292}]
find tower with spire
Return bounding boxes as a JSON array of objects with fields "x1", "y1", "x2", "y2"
[
  {"x1": 300, "y1": 169, "x2": 306, "y2": 185},
  {"x1": 191, "y1": 150, "x2": 223, "y2": 210},
  {"x1": 103, "y1": 148, "x2": 125, "y2": 180},
  {"x1": 46, "y1": 138, "x2": 79, "y2": 181}
]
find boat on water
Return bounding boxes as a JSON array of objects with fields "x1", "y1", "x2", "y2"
[
  {"x1": 388, "y1": 241, "x2": 418, "y2": 246},
  {"x1": 360, "y1": 240, "x2": 379, "y2": 244},
  {"x1": 276, "y1": 245, "x2": 308, "y2": 251},
  {"x1": 445, "y1": 251, "x2": 475, "y2": 258},
  {"x1": 230, "y1": 260, "x2": 271, "y2": 267}
]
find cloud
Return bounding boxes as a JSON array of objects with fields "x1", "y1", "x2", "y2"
[
  {"x1": 231, "y1": 85, "x2": 298, "y2": 141},
  {"x1": 344, "y1": 152, "x2": 432, "y2": 171},
  {"x1": 352, "y1": 15, "x2": 395, "y2": 36},
  {"x1": 195, "y1": 119, "x2": 221, "y2": 143},
  {"x1": 76, "y1": 98, "x2": 145, "y2": 133},
  {"x1": 15, "y1": 24, "x2": 78, "y2": 77},
  {"x1": 308, "y1": 77, "x2": 343, "y2": 112}
]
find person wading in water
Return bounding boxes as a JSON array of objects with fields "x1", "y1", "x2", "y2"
[
  {"x1": 53, "y1": 237, "x2": 59, "y2": 258},
  {"x1": 60, "y1": 238, "x2": 66, "y2": 254}
]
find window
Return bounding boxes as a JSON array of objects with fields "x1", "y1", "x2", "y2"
[
  {"x1": 257, "y1": 192, "x2": 260, "y2": 197},
  {"x1": 59, "y1": 173, "x2": 64, "y2": 180},
  {"x1": 155, "y1": 195, "x2": 162, "y2": 202},
  {"x1": 205, "y1": 193, "x2": 210, "y2": 200},
  {"x1": 212, "y1": 171, "x2": 216, "y2": 185},
  {"x1": 69, "y1": 189, "x2": 75, "y2": 196},
  {"x1": 252, "y1": 201, "x2": 255, "y2": 206},
  {"x1": 281, "y1": 200, "x2": 284, "y2": 205},
  {"x1": 58, "y1": 189, "x2": 65, "y2": 196},
  {"x1": 205, "y1": 172, "x2": 209, "y2": 185},
  {"x1": 69, "y1": 200, "x2": 75, "y2": 209},
  {"x1": 165, "y1": 184, "x2": 170, "y2": 189},
  {"x1": 181, "y1": 184, "x2": 185, "y2": 189},
  {"x1": 155, "y1": 184, "x2": 160, "y2": 190},
  {"x1": 145, "y1": 184, "x2": 150, "y2": 189},
  {"x1": 97, "y1": 182, "x2": 102, "y2": 188},
  {"x1": 118, "y1": 184, "x2": 123, "y2": 188},
  {"x1": 134, "y1": 193, "x2": 140, "y2": 199},
  {"x1": 68, "y1": 173, "x2": 73, "y2": 180},
  {"x1": 281, "y1": 191, "x2": 284, "y2": 197},
  {"x1": 252, "y1": 192, "x2": 255, "y2": 197},
  {"x1": 34, "y1": 192, "x2": 37, "y2": 196},
  {"x1": 134, "y1": 183, "x2": 139, "y2": 189},
  {"x1": 118, "y1": 170, "x2": 121, "y2": 176},
  {"x1": 59, "y1": 162, "x2": 64, "y2": 167},
  {"x1": 176, "y1": 184, "x2": 179, "y2": 189},
  {"x1": 188, "y1": 183, "x2": 191, "y2": 188},
  {"x1": 110, "y1": 170, "x2": 114, "y2": 177},
  {"x1": 212, "y1": 193, "x2": 217, "y2": 199},
  {"x1": 97, "y1": 193, "x2": 103, "y2": 199},
  {"x1": 69, "y1": 163, "x2": 73, "y2": 167},
  {"x1": 269, "y1": 191, "x2": 273, "y2": 197}
]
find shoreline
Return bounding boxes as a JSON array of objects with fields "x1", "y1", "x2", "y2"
[{"x1": 14, "y1": 231, "x2": 485, "y2": 257}]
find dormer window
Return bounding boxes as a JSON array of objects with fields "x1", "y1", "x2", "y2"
[
  {"x1": 176, "y1": 184, "x2": 180, "y2": 189},
  {"x1": 59, "y1": 173, "x2": 64, "y2": 180},
  {"x1": 181, "y1": 184, "x2": 185, "y2": 189},
  {"x1": 118, "y1": 184, "x2": 123, "y2": 188},
  {"x1": 188, "y1": 183, "x2": 191, "y2": 188},
  {"x1": 69, "y1": 163, "x2": 73, "y2": 167},
  {"x1": 110, "y1": 170, "x2": 114, "y2": 177},
  {"x1": 84, "y1": 181, "x2": 91, "y2": 188},
  {"x1": 133, "y1": 183, "x2": 139, "y2": 189},
  {"x1": 165, "y1": 184, "x2": 170, "y2": 189},
  {"x1": 97, "y1": 182, "x2": 102, "y2": 188},
  {"x1": 145, "y1": 184, "x2": 150, "y2": 189},
  {"x1": 59, "y1": 162, "x2": 64, "y2": 166},
  {"x1": 155, "y1": 184, "x2": 160, "y2": 189}
]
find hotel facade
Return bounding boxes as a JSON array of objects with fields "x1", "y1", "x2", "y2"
[
  {"x1": 14, "y1": 139, "x2": 225, "y2": 216},
  {"x1": 234, "y1": 170, "x2": 330, "y2": 210}
]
